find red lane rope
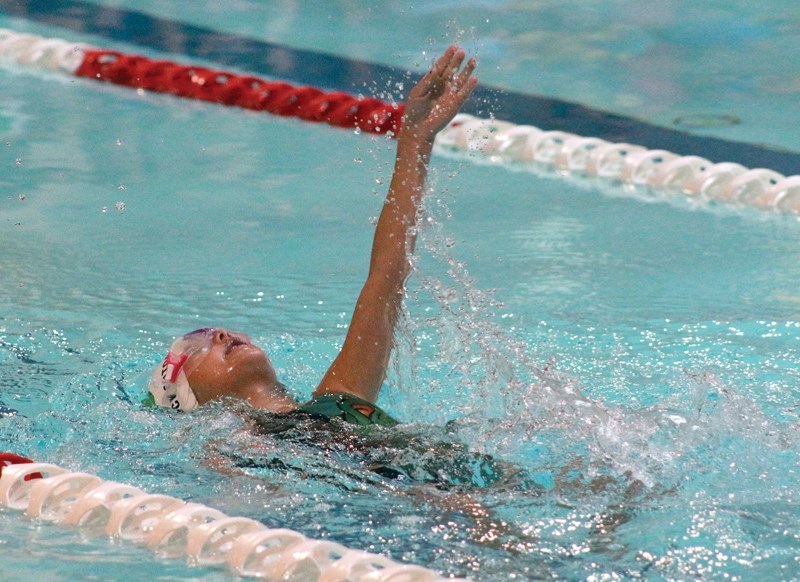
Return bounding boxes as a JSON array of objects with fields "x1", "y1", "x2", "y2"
[{"x1": 75, "y1": 50, "x2": 405, "y2": 136}]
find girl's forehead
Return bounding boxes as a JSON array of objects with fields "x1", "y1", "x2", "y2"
[
  {"x1": 170, "y1": 328, "x2": 214, "y2": 354},
  {"x1": 183, "y1": 328, "x2": 214, "y2": 339}
]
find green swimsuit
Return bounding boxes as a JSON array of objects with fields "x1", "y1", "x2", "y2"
[{"x1": 297, "y1": 393, "x2": 398, "y2": 427}]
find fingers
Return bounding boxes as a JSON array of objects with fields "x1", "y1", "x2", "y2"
[
  {"x1": 435, "y1": 46, "x2": 466, "y2": 92},
  {"x1": 451, "y1": 56, "x2": 477, "y2": 98},
  {"x1": 454, "y1": 56, "x2": 477, "y2": 88},
  {"x1": 433, "y1": 45, "x2": 461, "y2": 82},
  {"x1": 453, "y1": 73, "x2": 478, "y2": 108},
  {"x1": 412, "y1": 46, "x2": 454, "y2": 96},
  {"x1": 414, "y1": 45, "x2": 471, "y2": 97}
]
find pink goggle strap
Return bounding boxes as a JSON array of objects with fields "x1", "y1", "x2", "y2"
[{"x1": 163, "y1": 352, "x2": 189, "y2": 383}]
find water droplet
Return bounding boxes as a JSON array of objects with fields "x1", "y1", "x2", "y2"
[
  {"x1": 115, "y1": 139, "x2": 123, "y2": 146},
  {"x1": 18, "y1": 195, "x2": 25, "y2": 202},
  {"x1": 354, "y1": 157, "x2": 363, "y2": 164},
  {"x1": 15, "y1": 158, "x2": 22, "y2": 167},
  {"x1": 100, "y1": 206, "x2": 108, "y2": 213},
  {"x1": 115, "y1": 201, "x2": 126, "y2": 211},
  {"x1": 354, "y1": 127, "x2": 362, "y2": 135},
  {"x1": 117, "y1": 184, "x2": 126, "y2": 191}
]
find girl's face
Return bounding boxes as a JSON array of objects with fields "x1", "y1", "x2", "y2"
[{"x1": 177, "y1": 328, "x2": 278, "y2": 405}]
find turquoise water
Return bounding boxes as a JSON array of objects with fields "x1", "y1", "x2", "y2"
[{"x1": 2, "y1": 1, "x2": 800, "y2": 580}]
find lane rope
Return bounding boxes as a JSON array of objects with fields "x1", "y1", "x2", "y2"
[
  {"x1": 437, "y1": 115, "x2": 800, "y2": 215},
  {"x1": 1, "y1": 28, "x2": 798, "y2": 215},
  {"x1": 0, "y1": 453, "x2": 466, "y2": 581}
]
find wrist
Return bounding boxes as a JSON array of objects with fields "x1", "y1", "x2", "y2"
[{"x1": 397, "y1": 133, "x2": 434, "y2": 156}]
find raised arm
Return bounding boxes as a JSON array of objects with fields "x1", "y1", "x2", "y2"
[{"x1": 314, "y1": 46, "x2": 477, "y2": 402}]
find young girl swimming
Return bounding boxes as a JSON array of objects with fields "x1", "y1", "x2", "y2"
[{"x1": 145, "y1": 46, "x2": 478, "y2": 425}]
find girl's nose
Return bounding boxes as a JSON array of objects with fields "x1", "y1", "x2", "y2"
[{"x1": 211, "y1": 329, "x2": 230, "y2": 345}]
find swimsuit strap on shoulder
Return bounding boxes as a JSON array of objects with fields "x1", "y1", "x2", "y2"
[{"x1": 299, "y1": 393, "x2": 399, "y2": 427}]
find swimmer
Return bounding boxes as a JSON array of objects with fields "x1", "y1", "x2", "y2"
[{"x1": 146, "y1": 46, "x2": 478, "y2": 425}]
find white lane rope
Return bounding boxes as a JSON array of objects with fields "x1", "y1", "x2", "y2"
[
  {"x1": 0, "y1": 461, "x2": 466, "y2": 581},
  {"x1": 436, "y1": 114, "x2": 800, "y2": 215}
]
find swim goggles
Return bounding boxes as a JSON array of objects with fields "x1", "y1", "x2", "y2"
[{"x1": 145, "y1": 328, "x2": 216, "y2": 412}]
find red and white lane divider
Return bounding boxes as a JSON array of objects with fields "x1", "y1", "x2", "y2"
[
  {"x1": 1, "y1": 27, "x2": 798, "y2": 214},
  {"x1": 0, "y1": 452, "x2": 466, "y2": 581}
]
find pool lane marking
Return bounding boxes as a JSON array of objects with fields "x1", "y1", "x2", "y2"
[{"x1": 1, "y1": 0, "x2": 798, "y2": 174}]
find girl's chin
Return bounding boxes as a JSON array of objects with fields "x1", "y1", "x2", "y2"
[{"x1": 230, "y1": 347, "x2": 274, "y2": 376}]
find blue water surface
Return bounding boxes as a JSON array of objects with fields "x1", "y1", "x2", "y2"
[{"x1": 1, "y1": 1, "x2": 800, "y2": 580}]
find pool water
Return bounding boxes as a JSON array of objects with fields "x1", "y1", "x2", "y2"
[{"x1": 2, "y1": 1, "x2": 800, "y2": 580}]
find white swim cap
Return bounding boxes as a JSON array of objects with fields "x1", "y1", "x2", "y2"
[{"x1": 146, "y1": 328, "x2": 215, "y2": 412}]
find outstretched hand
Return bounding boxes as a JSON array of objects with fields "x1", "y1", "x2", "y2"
[{"x1": 401, "y1": 46, "x2": 477, "y2": 144}]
